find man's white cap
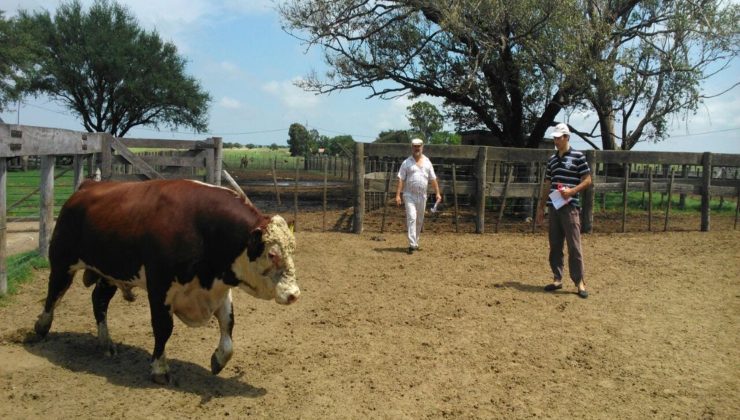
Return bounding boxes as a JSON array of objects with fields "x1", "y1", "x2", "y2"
[
  {"x1": 550, "y1": 123, "x2": 570, "y2": 138},
  {"x1": 411, "y1": 138, "x2": 424, "y2": 145}
]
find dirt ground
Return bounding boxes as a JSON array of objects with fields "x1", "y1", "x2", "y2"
[{"x1": 0, "y1": 215, "x2": 738, "y2": 419}]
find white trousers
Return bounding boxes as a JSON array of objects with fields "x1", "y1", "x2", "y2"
[{"x1": 403, "y1": 192, "x2": 427, "y2": 248}]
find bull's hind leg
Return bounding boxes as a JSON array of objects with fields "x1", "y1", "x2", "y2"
[
  {"x1": 34, "y1": 266, "x2": 75, "y2": 337},
  {"x1": 91, "y1": 275, "x2": 118, "y2": 356},
  {"x1": 210, "y1": 290, "x2": 235, "y2": 375},
  {"x1": 148, "y1": 292, "x2": 174, "y2": 384}
]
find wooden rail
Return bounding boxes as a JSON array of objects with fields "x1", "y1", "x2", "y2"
[
  {"x1": 0, "y1": 123, "x2": 224, "y2": 296},
  {"x1": 356, "y1": 143, "x2": 740, "y2": 235}
]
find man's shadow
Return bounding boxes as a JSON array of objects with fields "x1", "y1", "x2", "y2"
[
  {"x1": 494, "y1": 281, "x2": 556, "y2": 294},
  {"x1": 21, "y1": 330, "x2": 266, "y2": 402},
  {"x1": 373, "y1": 247, "x2": 411, "y2": 254}
]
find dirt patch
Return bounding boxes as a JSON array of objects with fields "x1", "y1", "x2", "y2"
[{"x1": 1, "y1": 227, "x2": 738, "y2": 419}]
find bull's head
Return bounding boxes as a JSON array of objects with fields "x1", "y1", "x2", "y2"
[{"x1": 233, "y1": 215, "x2": 300, "y2": 304}]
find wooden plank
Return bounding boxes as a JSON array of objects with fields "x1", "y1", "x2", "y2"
[
  {"x1": 597, "y1": 150, "x2": 704, "y2": 165},
  {"x1": 486, "y1": 148, "x2": 552, "y2": 163},
  {"x1": 593, "y1": 182, "x2": 696, "y2": 194},
  {"x1": 622, "y1": 164, "x2": 630, "y2": 233},
  {"x1": 119, "y1": 138, "x2": 214, "y2": 150},
  {"x1": 129, "y1": 155, "x2": 206, "y2": 167},
  {"x1": 648, "y1": 169, "x2": 653, "y2": 232},
  {"x1": 452, "y1": 163, "x2": 459, "y2": 233},
  {"x1": 353, "y1": 142, "x2": 365, "y2": 233},
  {"x1": 475, "y1": 147, "x2": 487, "y2": 233},
  {"x1": 0, "y1": 124, "x2": 102, "y2": 157},
  {"x1": 701, "y1": 152, "x2": 711, "y2": 231},
  {"x1": 664, "y1": 170, "x2": 674, "y2": 231},
  {"x1": 495, "y1": 166, "x2": 513, "y2": 233},
  {"x1": 0, "y1": 158, "x2": 6, "y2": 296},
  {"x1": 110, "y1": 137, "x2": 163, "y2": 180},
  {"x1": 39, "y1": 156, "x2": 55, "y2": 258},
  {"x1": 487, "y1": 183, "x2": 541, "y2": 198}
]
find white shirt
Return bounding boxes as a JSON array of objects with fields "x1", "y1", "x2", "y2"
[{"x1": 398, "y1": 155, "x2": 437, "y2": 197}]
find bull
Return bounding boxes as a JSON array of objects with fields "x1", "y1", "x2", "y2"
[{"x1": 34, "y1": 179, "x2": 300, "y2": 383}]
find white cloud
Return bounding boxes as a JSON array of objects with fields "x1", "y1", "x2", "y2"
[
  {"x1": 219, "y1": 97, "x2": 242, "y2": 109},
  {"x1": 262, "y1": 79, "x2": 321, "y2": 109}
]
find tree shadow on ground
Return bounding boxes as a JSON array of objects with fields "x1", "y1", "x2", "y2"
[{"x1": 20, "y1": 330, "x2": 266, "y2": 403}]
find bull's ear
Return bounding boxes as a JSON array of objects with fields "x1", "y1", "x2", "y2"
[{"x1": 246, "y1": 227, "x2": 264, "y2": 261}]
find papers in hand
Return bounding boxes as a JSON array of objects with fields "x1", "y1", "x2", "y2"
[{"x1": 549, "y1": 189, "x2": 571, "y2": 210}]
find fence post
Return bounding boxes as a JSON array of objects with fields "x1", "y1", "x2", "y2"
[
  {"x1": 213, "y1": 137, "x2": 223, "y2": 186},
  {"x1": 582, "y1": 150, "x2": 596, "y2": 233},
  {"x1": 622, "y1": 163, "x2": 630, "y2": 233},
  {"x1": 39, "y1": 156, "x2": 55, "y2": 259},
  {"x1": 475, "y1": 146, "x2": 488, "y2": 233},
  {"x1": 204, "y1": 138, "x2": 215, "y2": 184},
  {"x1": 701, "y1": 152, "x2": 712, "y2": 232},
  {"x1": 73, "y1": 154, "x2": 85, "y2": 190},
  {"x1": 0, "y1": 158, "x2": 6, "y2": 296},
  {"x1": 353, "y1": 142, "x2": 365, "y2": 233},
  {"x1": 101, "y1": 134, "x2": 113, "y2": 180}
]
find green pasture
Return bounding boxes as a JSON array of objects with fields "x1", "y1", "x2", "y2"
[{"x1": 0, "y1": 250, "x2": 48, "y2": 303}]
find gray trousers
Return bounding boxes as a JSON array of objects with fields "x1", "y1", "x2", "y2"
[{"x1": 548, "y1": 204, "x2": 585, "y2": 284}]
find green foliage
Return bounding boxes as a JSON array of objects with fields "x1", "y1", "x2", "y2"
[
  {"x1": 288, "y1": 123, "x2": 310, "y2": 156},
  {"x1": 0, "y1": 251, "x2": 49, "y2": 303},
  {"x1": 17, "y1": 0, "x2": 210, "y2": 137},
  {"x1": 429, "y1": 131, "x2": 461, "y2": 145},
  {"x1": 407, "y1": 101, "x2": 443, "y2": 141},
  {"x1": 279, "y1": 0, "x2": 739, "y2": 150},
  {"x1": 0, "y1": 12, "x2": 39, "y2": 111},
  {"x1": 374, "y1": 129, "x2": 410, "y2": 144}
]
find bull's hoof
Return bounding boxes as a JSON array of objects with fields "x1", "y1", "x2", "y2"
[
  {"x1": 151, "y1": 372, "x2": 172, "y2": 385},
  {"x1": 34, "y1": 313, "x2": 53, "y2": 338},
  {"x1": 100, "y1": 341, "x2": 118, "y2": 357},
  {"x1": 211, "y1": 353, "x2": 225, "y2": 375}
]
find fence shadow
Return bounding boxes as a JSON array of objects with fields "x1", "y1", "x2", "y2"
[{"x1": 21, "y1": 330, "x2": 266, "y2": 402}]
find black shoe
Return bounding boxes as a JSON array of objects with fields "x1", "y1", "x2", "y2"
[
  {"x1": 407, "y1": 247, "x2": 414, "y2": 254},
  {"x1": 413, "y1": 246, "x2": 420, "y2": 252},
  {"x1": 577, "y1": 289, "x2": 589, "y2": 299},
  {"x1": 544, "y1": 283, "x2": 563, "y2": 292}
]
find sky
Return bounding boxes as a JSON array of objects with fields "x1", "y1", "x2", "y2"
[{"x1": 1, "y1": 0, "x2": 739, "y2": 154}]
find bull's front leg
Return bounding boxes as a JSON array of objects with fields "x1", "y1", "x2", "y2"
[
  {"x1": 210, "y1": 290, "x2": 234, "y2": 375},
  {"x1": 148, "y1": 292, "x2": 174, "y2": 385}
]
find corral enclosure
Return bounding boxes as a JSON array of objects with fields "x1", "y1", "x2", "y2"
[
  {"x1": 0, "y1": 123, "x2": 738, "y2": 418},
  {"x1": 0, "y1": 229, "x2": 738, "y2": 418}
]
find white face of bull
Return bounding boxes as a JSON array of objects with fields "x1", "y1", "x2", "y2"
[{"x1": 231, "y1": 215, "x2": 300, "y2": 304}]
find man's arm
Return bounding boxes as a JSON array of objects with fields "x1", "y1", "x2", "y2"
[
  {"x1": 560, "y1": 174, "x2": 592, "y2": 198},
  {"x1": 535, "y1": 179, "x2": 552, "y2": 225},
  {"x1": 431, "y1": 178, "x2": 442, "y2": 203},
  {"x1": 395, "y1": 178, "x2": 404, "y2": 206}
]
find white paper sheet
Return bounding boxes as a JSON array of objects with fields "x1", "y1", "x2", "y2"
[{"x1": 549, "y1": 189, "x2": 571, "y2": 210}]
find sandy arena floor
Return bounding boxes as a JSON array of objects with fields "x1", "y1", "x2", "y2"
[{"x1": 0, "y1": 221, "x2": 738, "y2": 419}]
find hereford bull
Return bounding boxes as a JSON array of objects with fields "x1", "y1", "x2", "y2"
[{"x1": 34, "y1": 179, "x2": 300, "y2": 384}]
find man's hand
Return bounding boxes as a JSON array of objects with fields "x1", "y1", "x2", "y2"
[
  {"x1": 395, "y1": 195, "x2": 402, "y2": 206},
  {"x1": 435, "y1": 193, "x2": 442, "y2": 204}
]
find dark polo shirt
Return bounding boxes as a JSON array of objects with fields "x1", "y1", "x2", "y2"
[{"x1": 545, "y1": 147, "x2": 591, "y2": 208}]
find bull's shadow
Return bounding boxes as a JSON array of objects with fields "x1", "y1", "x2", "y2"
[{"x1": 22, "y1": 331, "x2": 266, "y2": 402}]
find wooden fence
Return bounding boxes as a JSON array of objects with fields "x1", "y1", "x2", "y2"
[
  {"x1": 0, "y1": 123, "x2": 225, "y2": 296},
  {"x1": 352, "y1": 143, "x2": 740, "y2": 234}
]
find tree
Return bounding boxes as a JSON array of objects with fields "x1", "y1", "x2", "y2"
[
  {"x1": 17, "y1": 0, "x2": 210, "y2": 137},
  {"x1": 0, "y1": 12, "x2": 38, "y2": 112},
  {"x1": 407, "y1": 101, "x2": 443, "y2": 141},
  {"x1": 326, "y1": 134, "x2": 355, "y2": 156},
  {"x1": 374, "y1": 129, "x2": 411, "y2": 144},
  {"x1": 280, "y1": 1, "x2": 737, "y2": 150},
  {"x1": 287, "y1": 123, "x2": 310, "y2": 156},
  {"x1": 429, "y1": 131, "x2": 461, "y2": 145},
  {"x1": 280, "y1": 0, "x2": 586, "y2": 148},
  {"x1": 578, "y1": 0, "x2": 740, "y2": 150}
]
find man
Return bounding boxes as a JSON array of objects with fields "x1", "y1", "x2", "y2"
[
  {"x1": 396, "y1": 138, "x2": 442, "y2": 254},
  {"x1": 535, "y1": 123, "x2": 592, "y2": 298}
]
